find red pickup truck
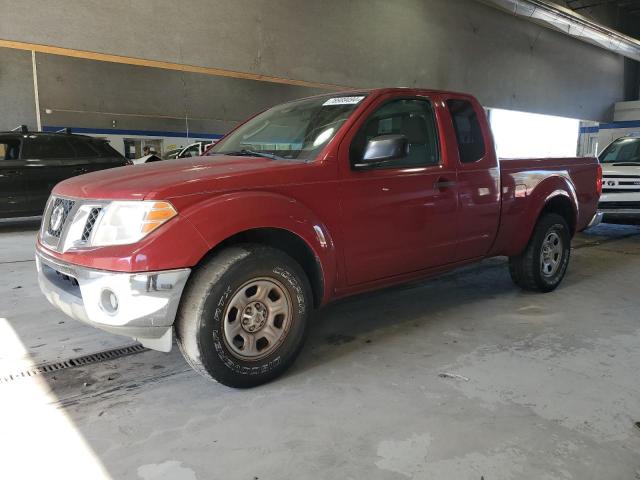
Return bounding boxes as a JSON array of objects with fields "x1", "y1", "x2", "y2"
[{"x1": 36, "y1": 88, "x2": 602, "y2": 387}]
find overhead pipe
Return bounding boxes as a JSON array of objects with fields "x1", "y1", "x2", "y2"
[{"x1": 479, "y1": 0, "x2": 640, "y2": 62}]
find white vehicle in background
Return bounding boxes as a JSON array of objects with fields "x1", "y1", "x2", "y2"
[
  {"x1": 132, "y1": 140, "x2": 219, "y2": 164},
  {"x1": 130, "y1": 153, "x2": 162, "y2": 165},
  {"x1": 598, "y1": 135, "x2": 640, "y2": 222},
  {"x1": 169, "y1": 140, "x2": 218, "y2": 159}
]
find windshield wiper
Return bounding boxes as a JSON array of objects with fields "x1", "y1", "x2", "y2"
[
  {"x1": 612, "y1": 162, "x2": 640, "y2": 166},
  {"x1": 212, "y1": 149, "x2": 282, "y2": 160}
]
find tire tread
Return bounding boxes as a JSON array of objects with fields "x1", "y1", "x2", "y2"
[
  {"x1": 175, "y1": 246, "x2": 252, "y2": 383},
  {"x1": 508, "y1": 213, "x2": 570, "y2": 293},
  {"x1": 174, "y1": 244, "x2": 311, "y2": 387}
]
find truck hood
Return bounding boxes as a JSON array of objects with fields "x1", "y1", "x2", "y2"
[{"x1": 53, "y1": 155, "x2": 307, "y2": 201}]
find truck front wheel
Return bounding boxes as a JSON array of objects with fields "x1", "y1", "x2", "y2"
[
  {"x1": 508, "y1": 213, "x2": 571, "y2": 293},
  {"x1": 175, "y1": 244, "x2": 312, "y2": 388}
]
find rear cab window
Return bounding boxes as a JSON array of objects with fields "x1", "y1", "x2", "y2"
[{"x1": 447, "y1": 99, "x2": 486, "y2": 164}]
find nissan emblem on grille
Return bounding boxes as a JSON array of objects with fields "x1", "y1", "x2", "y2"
[
  {"x1": 50, "y1": 204, "x2": 65, "y2": 232},
  {"x1": 45, "y1": 197, "x2": 76, "y2": 241}
]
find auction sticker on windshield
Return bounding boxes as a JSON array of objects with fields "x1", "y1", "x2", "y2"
[{"x1": 323, "y1": 96, "x2": 365, "y2": 106}]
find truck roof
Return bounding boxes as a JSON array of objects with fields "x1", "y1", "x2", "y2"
[{"x1": 296, "y1": 87, "x2": 477, "y2": 102}]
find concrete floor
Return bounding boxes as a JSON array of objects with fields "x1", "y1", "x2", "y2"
[{"x1": 1, "y1": 220, "x2": 639, "y2": 479}]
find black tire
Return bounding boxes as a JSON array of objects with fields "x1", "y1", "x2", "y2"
[
  {"x1": 175, "y1": 244, "x2": 312, "y2": 388},
  {"x1": 509, "y1": 213, "x2": 571, "y2": 293}
]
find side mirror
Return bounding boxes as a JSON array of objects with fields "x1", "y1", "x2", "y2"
[{"x1": 355, "y1": 134, "x2": 408, "y2": 168}]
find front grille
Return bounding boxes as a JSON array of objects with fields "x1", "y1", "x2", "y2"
[
  {"x1": 603, "y1": 174, "x2": 640, "y2": 179},
  {"x1": 55, "y1": 269, "x2": 79, "y2": 287},
  {"x1": 599, "y1": 201, "x2": 640, "y2": 209},
  {"x1": 46, "y1": 197, "x2": 75, "y2": 238},
  {"x1": 81, "y1": 207, "x2": 101, "y2": 242}
]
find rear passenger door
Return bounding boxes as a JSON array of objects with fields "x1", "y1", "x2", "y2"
[
  {"x1": 22, "y1": 136, "x2": 89, "y2": 213},
  {"x1": 0, "y1": 137, "x2": 30, "y2": 217},
  {"x1": 444, "y1": 97, "x2": 501, "y2": 261}
]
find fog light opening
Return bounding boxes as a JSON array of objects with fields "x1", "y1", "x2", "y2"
[{"x1": 100, "y1": 289, "x2": 119, "y2": 315}]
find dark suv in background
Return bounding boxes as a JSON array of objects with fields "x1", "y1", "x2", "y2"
[{"x1": 0, "y1": 129, "x2": 130, "y2": 218}]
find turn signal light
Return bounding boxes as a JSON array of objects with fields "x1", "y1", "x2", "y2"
[{"x1": 141, "y1": 202, "x2": 177, "y2": 234}]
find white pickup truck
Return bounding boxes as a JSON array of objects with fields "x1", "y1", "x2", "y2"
[{"x1": 598, "y1": 135, "x2": 640, "y2": 221}]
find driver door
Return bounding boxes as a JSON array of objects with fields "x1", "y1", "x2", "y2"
[{"x1": 338, "y1": 95, "x2": 459, "y2": 286}]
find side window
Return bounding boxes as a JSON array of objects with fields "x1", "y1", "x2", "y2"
[
  {"x1": 69, "y1": 137, "x2": 98, "y2": 157},
  {"x1": 90, "y1": 141, "x2": 122, "y2": 158},
  {"x1": 23, "y1": 137, "x2": 73, "y2": 159},
  {"x1": 447, "y1": 99, "x2": 486, "y2": 163},
  {"x1": 0, "y1": 140, "x2": 21, "y2": 160},
  {"x1": 350, "y1": 98, "x2": 439, "y2": 168}
]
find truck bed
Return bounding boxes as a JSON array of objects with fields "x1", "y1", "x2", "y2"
[{"x1": 491, "y1": 156, "x2": 600, "y2": 257}]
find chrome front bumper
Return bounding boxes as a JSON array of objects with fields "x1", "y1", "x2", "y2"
[{"x1": 36, "y1": 250, "x2": 190, "y2": 352}]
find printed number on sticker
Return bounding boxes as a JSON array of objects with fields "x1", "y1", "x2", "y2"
[{"x1": 323, "y1": 96, "x2": 365, "y2": 106}]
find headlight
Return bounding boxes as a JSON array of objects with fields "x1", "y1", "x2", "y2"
[{"x1": 91, "y1": 201, "x2": 177, "y2": 246}]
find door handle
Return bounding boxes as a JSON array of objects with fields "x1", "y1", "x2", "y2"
[{"x1": 434, "y1": 178, "x2": 456, "y2": 190}]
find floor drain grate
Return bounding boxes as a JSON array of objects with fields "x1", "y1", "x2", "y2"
[{"x1": 1, "y1": 344, "x2": 147, "y2": 384}]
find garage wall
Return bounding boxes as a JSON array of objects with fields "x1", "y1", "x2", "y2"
[
  {"x1": 35, "y1": 54, "x2": 329, "y2": 136},
  {"x1": 0, "y1": 48, "x2": 37, "y2": 131},
  {"x1": 0, "y1": 0, "x2": 629, "y2": 121}
]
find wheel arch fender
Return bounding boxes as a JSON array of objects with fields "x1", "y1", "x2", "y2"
[
  {"x1": 182, "y1": 191, "x2": 337, "y2": 306},
  {"x1": 504, "y1": 175, "x2": 578, "y2": 256}
]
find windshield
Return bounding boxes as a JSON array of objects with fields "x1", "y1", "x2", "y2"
[
  {"x1": 207, "y1": 94, "x2": 367, "y2": 161},
  {"x1": 599, "y1": 137, "x2": 640, "y2": 164}
]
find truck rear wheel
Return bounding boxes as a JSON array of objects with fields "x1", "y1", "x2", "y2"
[
  {"x1": 175, "y1": 244, "x2": 312, "y2": 388},
  {"x1": 508, "y1": 213, "x2": 571, "y2": 293}
]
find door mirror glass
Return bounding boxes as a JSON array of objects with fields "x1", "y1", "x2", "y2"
[{"x1": 356, "y1": 134, "x2": 408, "y2": 167}]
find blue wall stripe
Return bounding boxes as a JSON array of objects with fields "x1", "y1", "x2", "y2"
[
  {"x1": 42, "y1": 125, "x2": 224, "y2": 140},
  {"x1": 579, "y1": 119, "x2": 640, "y2": 134},
  {"x1": 598, "y1": 120, "x2": 640, "y2": 130}
]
